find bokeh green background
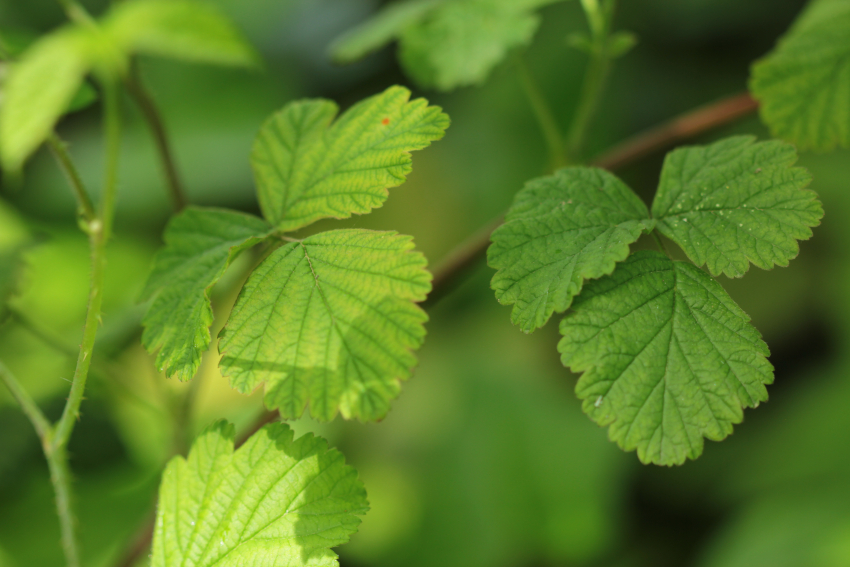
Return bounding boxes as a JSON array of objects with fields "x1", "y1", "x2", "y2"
[{"x1": 2, "y1": 0, "x2": 849, "y2": 566}]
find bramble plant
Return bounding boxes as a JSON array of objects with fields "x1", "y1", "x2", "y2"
[{"x1": 0, "y1": 0, "x2": 848, "y2": 565}]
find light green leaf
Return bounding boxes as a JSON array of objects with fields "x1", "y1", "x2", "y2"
[
  {"x1": 488, "y1": 167, "x2": 654, "y2": 333},
  {"x1": 750, "y1": 0, "x2": 850, "y2": 151},
  {"x1": 151, "y1": 420, "x2": 368, "y2": 567},
  {"x1": 141, "y1": 207, "x2": 272, "y2": 381},
  {"x1": 558, "y1": 251, "x2": 773, "y2": 466},
  {"x1": 219, "y1": 229, "x2": 431, "y2": 421},
  {"x1": 652, "y1": 136, "x2": 823, "y2": 278},
  {"x1": 251, "y1": 86, "x2": 448, "y2": 232},
  {"x1": 330, "y1": 0, "x2": 445, "y2": 63},
  {"x1": 331, "y1": 0, "x2": 566, "y2": 91},
  {"x1": 104, "y1": 0, "x2": 258, "y2": 67},
  {"x1": 0, "y1": 27, "x2": 95, "y2": 171}
]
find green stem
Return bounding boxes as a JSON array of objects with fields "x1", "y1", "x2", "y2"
[
  {"x1": 566, "y1": 0, "x2": 617, "y2": 163},
  {"x1": 47, "y1": 133, "x2": 97, "y2": 224},
  {"x1": 515, "y1": 57, "x2": 565, "y2": 170},
  {"x1": 47, "y1": 448, "x2": 78, "y2": 567},
  {"x1": 652, "y1": 231, "x2": 671, "y2": 258},
  {"x1": 124, "y1": 67, "x2": 188, "y2": 211},
  {"x1": 100, "y1": 79, "x2": 122, "y2": 240},
  {"x1": 0, "y1": 358, "x2": 52, "y2": 441},
  {"x1": 55, "y1": 0, "x2": 96, "y2": 27}
]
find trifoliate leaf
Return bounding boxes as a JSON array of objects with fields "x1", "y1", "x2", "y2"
[
  {"x1": 103, "y1": 0, "x2": 258, "y2": 67},
  {"x1": 750, "y1": 0, "x2": 850, "y2": 151},
  {"x1": 0, "y1": 27, "x2": 95, "y2": 171},
  {"x1": 219, "y1": 229, "x2": 431, "y2": 421},
  {"x1": 652, "y1": 136, "x2": 823, "y2": 278},
  {"x1": 141, "y1": 207, "x2": 272, "y2": 381},
  {"x1": 488, "y1": 167, "x2": 654, "y2": 333},
  {"x1": 251, "y1": 86, "x2": 448, "y2": 232},
  {"x1": 151, "y1": 420, "x2": 368, "y2": 567},
  {"x1": 558, "y1": 251, "x2": 773, "y2": 466},
  {"x1": 331, "y1": 0, "x2": 566, "y2": 91}
]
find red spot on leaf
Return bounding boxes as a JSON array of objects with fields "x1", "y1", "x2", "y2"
[{"x1": 382, "y1": 117, "x2": 390, "y2": 125}]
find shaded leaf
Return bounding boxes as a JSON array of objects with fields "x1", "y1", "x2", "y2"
[
  {"x1": 252, "y1": 85, "x2": 448, "y2": 232},
  {"x1": 151, "y1": 420, "x2": 368, "y2": 567},
  {"x1": 750, "y1": 0, "x2": 850, "y2": 151},
  {"x1": 558, "y1": 251, "x2": 773, "y2": 466},
  {"x1": 652, "y1": 136, "x2": 822, "y2": 278},
  {"x1": 104, "y1": 0, "x2": 258, "y2": 67},
  {"x1": 219, "y1": 229, "x2": 431, "y2": 421},
  {"x1": 141, "y1": 207, "x2": 272, "y2": 381},
  {"x1": 489, "y1": 167, "x2": 654, "y2": 333}
]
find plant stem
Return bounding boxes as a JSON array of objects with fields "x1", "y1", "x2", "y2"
[
  {"x1": 124, "y1": 68, "x2": 188, "y2": 211},
  {"x1": 0, "y1": 359, "x2": 52, "y2": 440},
  {"x1": 47, "y1": 133, "x2": 97, "y2": 224},
  {"x1": 56, "y1": 0, "x2": 96, "y2": 27},
  {"x1": 565, "y1": 0, "x2": 616, "y2": 163},
  {"x1": 652, "y1": 231, "x2": 671, "y2": 258},
  {"x1": 515, "y1": 57, "x2": 565, "y2": 170}
]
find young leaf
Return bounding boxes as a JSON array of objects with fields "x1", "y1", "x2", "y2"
[
  {"x1": 219, "y1": 229, "x2": 431, "y2": 422},
  {"x1": 251, "y1": 85, "x2": 448, "y2": 232},
  {"x1": 488, "y1": 167, "x2": 654, "y2": 333},
  {"x1": 0, "y1": 27, "x2": 95, "y2": 171},
  {"x1": 652, "y1": 136, "x2": 823, "y2": 278},
  {"x1": 331, "y1": 0, "x2": 566, "y2": 91},
  {"x1": 151, "y1": 420, "x2": 368, "y2": 567},
  {"x1": 140, "y1": 207, "x2": 272, "y2": 381},
  {"x1": 103, "y1": 0, "x2": 258, "y2": 67},
  {"x1": 750, "y1": 0, "x2": 850, "y2": 151},
  {"x1": 558, "y1": 251, "x2": 773, "y2": 466}
]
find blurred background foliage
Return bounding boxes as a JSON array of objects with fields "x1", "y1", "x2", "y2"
[{"x1": 1, "y1": 0, "x2": 849, "y2": 566}]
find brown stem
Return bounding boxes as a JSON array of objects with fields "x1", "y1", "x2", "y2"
[{"x1": 110, "y1": 90, "x2": 759, "y2": 567}]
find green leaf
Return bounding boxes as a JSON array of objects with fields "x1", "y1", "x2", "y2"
[
  {"x1": 251, "y1": 86, "x2": 448, "y2": 232},
  {"x1": 331, "y1": 0, "x2": 566, "y2": 91},
  {"x1": 329, "y1": 0, "x2": 445, "y2": 63},
  {"x1": 488, "y1": 167, "x2": 654, "y2": 333},
  {"x1": 750, "y1": 0, "x2": 850, "y2": 151},
  {"x1": 558, "y1": 251, "x2": 773, "y2": 466},
  {"x1": 652, "y1": 136, "x2": 823, "y2": 278},
  {"x1": 151, "y1": 420, "x2": 368, "y2": 567},
  {"x1": 140, "y1": 207, "x2": 272, "y2": 381},
  {"x1": 103, "y1": 0, "x2": 258, "y2": 67},
  {"x1": 0, "y1": 27, "x2": 95, "y2": 171},
  {"x1": 219, "y1": 229, "x2": 431, "y2": 421}
]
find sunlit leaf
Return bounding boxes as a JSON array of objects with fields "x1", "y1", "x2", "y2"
[
  {"x1": 104, "y1": 0, "x2": 258, "y2": 67},
  {"x1": 558, "y1": 251, "x2": 773, "y2": 466},
  {"x1": 252, "y1": 85, "x2": 448, "y2": 232},
  {"x1": 489, "y1": 167, "x2": 654, "y2": 333},
  {"x1": 652, "y1": 136, "x2": 823, "y2": 278},
  {"x1": 219, "y1": 229, "x2": 431, "y2": 421},
  {"x1": 151, "y1": 420, "x2": 368, "y2": 567},
  {"x1": 750, "y1": 0, "x2": 850, "y2": 151},
  {"x1": 140, "y1": 207, "x2": 272, "y2": 381}
]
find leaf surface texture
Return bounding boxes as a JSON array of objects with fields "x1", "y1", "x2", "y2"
[
  {"x1": 652, "y1": 136, "x2": 822, "y2": 278},
  {"x1": 750, "y1": 0, "x2": 850, "y2": 150},
  {"x1": 251, "y1": 86, "x2": 448, "y2": 232},
  {"x1": 151, "y1": 420, "x2": 368, "y2": 567},
  {"x1": 219, "y1": 229, "x2": 431, "y2": 421},
  {"x1": 141, "y1": 207, "x2": 272, "y2": 381},
  {"x1": 558, "y1": 251, "x2": 774, "y2": 466},
  {"x1": 489, "y1": 167, "x2": 654, "y2": 333}
]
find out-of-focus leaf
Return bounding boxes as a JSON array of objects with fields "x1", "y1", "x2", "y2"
[
  {"x1": 331, "y1": 0, "x2": 568, "y2": 91},
  {"x1": 558, "y1": 251, "x2": 773, "y2": 466},
  {"x1": 151, "y1": 420, "x2": 368, "y2": 567},
  {"x1": 489, "y1": 167, "x2": 653, "y2": 333},
  {"x1": 652, "y1": 136, "x2": 823, "y2": 278},
  {"x1": 251, "y1": 86, "x2": 448, "y2": 232},
  {"x1": 219, "y1": 229, "x2": 431, "y2": 421},
  {"x1": 0, "y1": 27, "x2": 97, "y2": 171},
  {"x1": 750, "y1": 0, "x2": 850, "y2": 151},
  {"x1": 140, "y1": 207, "x2": 272, "y2": 381},
  {"x1": 103, "y1": 0, "x2": 258, "y2": 68}
]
